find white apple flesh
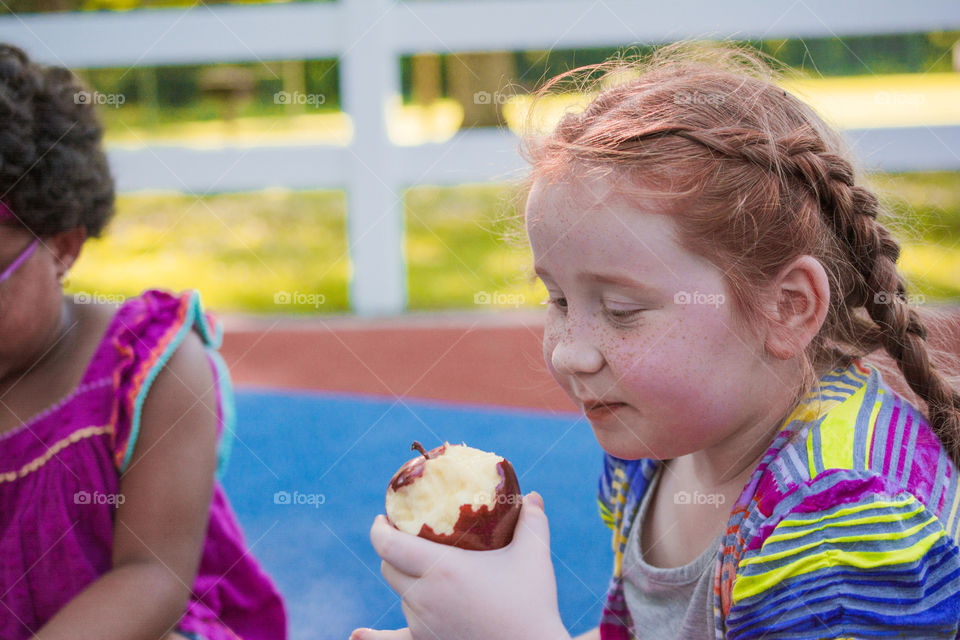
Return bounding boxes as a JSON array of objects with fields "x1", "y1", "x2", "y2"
[{"x1": 385, "y1": 442, "x2": 522, "y2": 550}]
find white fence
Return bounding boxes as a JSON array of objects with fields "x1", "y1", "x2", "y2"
[{"x1": 2, "y1": 0, "x2": 959, "y2": 315}]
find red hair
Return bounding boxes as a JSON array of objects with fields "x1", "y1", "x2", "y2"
[{"x1": 522, "y1": 42, "x2": 960, "y2": 463}]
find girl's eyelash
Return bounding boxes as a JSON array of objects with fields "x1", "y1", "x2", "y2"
[
  {"x1": 604, "y1": 304, "x2": 647, "y2": 323},
  {"x1": 542, "y1": 297, "x2": 641, "y2": 322}
]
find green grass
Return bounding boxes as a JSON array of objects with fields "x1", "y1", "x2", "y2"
[
  {"x1": 870, "y1": 172, "x2": 960, "y2": 300},
  {"x1": 872, "y1": 171, "x2": 960, "y2": 243},
  {"x1": 69, "y1": 189, "x2": 350, "y2": 313},
  {"x1": 404, "y1": 185, "x2": 542, "y2": 310},
  {"x1": 67, "y1": 172, "x2": 960, "y2": 314}
]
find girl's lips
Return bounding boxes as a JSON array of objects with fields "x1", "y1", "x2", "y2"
[{"x1": 584, "y1": 402, "x2": 627, "y2": 420}]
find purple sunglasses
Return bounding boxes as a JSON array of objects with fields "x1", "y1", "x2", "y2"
[
  {"x1": 0, "y1": 199, "x2": 39, "y2": 284},
  {"x1": 0, "y1": 238, "x2": 39, "y2": 284}
]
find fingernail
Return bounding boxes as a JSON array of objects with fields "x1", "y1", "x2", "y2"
[{"x1": 526, "y1": 491, "x2": 545, "y2": 509}]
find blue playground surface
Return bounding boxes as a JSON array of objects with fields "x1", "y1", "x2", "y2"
[{"x1": 223, "y1": 388, "x2": 612, "y2": 640}]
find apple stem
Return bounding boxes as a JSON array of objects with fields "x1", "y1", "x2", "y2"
[{"x1": 411, "y1": 441, "x2": 429, "y2": 459}]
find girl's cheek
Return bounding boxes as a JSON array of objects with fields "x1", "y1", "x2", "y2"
[{"x1": 605, "y1": 342, "x2": 666, "y2": 399}]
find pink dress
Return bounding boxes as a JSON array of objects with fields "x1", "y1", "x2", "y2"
[{"x1": 0, "y1": 288, "x2": 286, "y2": 639}]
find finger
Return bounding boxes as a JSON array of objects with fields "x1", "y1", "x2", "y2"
[
  {"x1": 525, "y1": 490, "x2": 545, "y2": 511},
  {"x1": 380, "y1": 559, "x2": 419, "y2": 597},
  {"x1": 511, "y1": 491, "x2": 551, "y2": 552},
  {"x1": 349, "y1": 627, "x2": 412, "y2": 640},
  {"x1": 370, "y1": 515, "x2": 455, "y2": 577}
]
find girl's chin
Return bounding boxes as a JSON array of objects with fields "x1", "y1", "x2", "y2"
[{"x1": 591, "y1": 430, "x2": 675, "y2": 462}]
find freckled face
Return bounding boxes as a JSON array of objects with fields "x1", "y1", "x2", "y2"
[{"x1": 526, "y1": 175, "x2": 769, "y2": 461}]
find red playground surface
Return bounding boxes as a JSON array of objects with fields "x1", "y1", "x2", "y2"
[
  {"x1": 210, "y1": 305, "x2": 960, "y2": 640},
  {"x1": 217, "y1": 307, "x2": 960, "y2": 413},
  {"x1": 218, "y1": 310, "x2": 578, "y2": 413}
]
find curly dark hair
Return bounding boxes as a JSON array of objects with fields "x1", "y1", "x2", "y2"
[{"x1": 0, "y1": 44, "x2": 114, "y2": 237}]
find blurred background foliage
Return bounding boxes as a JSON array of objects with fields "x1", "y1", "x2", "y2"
[
  {"x1": 33, "y1": 31, "x2": 960, "y2": 132},
  {"x1": 69, "y1": 172, "x2": 960, "y2": 314},
  {"x1": 4, "y1": 0, "x2": 958, "y2": 314}
]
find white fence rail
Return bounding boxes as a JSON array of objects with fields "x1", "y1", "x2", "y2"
[{"x1": 2, "y1": 0, "x2": 959, "y2": 315}]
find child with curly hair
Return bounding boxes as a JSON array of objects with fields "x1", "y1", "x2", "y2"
[{"x1": 0, "y1": 44, "x2": 286, "y2": 640}]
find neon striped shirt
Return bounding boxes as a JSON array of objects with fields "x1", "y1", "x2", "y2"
[{"x1": 597, "y1": 358, "x2": 960, "y2": 639}]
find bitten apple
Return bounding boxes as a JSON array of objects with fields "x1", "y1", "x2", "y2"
[{"x1": 385, "y1": 441, "x2": 522, "y2": 550}]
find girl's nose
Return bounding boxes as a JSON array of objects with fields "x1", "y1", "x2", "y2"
[{"x1": 551, "y1": 338, "x2": 604, "y2": 375}]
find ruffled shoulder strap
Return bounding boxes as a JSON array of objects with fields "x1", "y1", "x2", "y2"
[{"x1": 109, "y1": 288, "x2": 235, "y2": 478}]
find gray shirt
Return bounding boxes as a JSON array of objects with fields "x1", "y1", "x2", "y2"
[{"x1": 621, "y1": 464, "x2": 723, "y2": 640}]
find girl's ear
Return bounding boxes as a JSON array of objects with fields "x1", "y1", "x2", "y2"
[
  {"x1": 763, "y1": 255, "x2": 831, "y2": 361},
  {"x1": 47, "y1": 227, "x2": 87, "y2": 278}
]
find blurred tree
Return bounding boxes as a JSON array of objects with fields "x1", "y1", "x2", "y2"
[
  {"x1": 81, "y1": 0, "x2": 139, "y2": 9},
  {"x1": 198, "y1": 65, "x2": 256, "y2": 122},
  {"x1": 156, "y1": 64, "x2": 200, "y2": 107},
  {"x1": 758, "y1": 32, "x2": 960, "y2": 75},
  {"x1": 2, "y1": 0, "x2": 74, "y2": 10},
  {"x1": 280, "y1": 60, "x2": 306, "y2": 114},
  {"x1": 411, "y1": 52, "x2": 441, "y2": 105},
  {"x1": 926, "y1": 31, "x2": 960, "y2": 72},
  {"x1": 138, "y1": 67, "x2": 160, "y2": 121},
  {"x1": 446, "y1": 51, "x2": 516, "y2": 128},
  {"x1": 515, "y1": 47, "x2": 635, "y2": 91},
  {"x1": 304, "y1": 59, "x2": 339, "y2": 109}
]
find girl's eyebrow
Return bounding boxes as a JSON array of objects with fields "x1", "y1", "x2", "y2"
[
  {"x1": 587, "y1": 273, "x2": 659, "y2": 292},
  {"x1": 534, "y1": 267, "x2": 660, "y2": 293}
]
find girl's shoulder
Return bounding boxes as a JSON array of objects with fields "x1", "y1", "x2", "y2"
[
  {"x1": 76, "y1": 288, "x2": 222, "y2": 373},
  {"x1": 756, "y1": 358, "x2": 958, "y2": 526},
  {"x1": 86, "y1": 287, "x2": 225, "y2": 388},
  {"x1": 721, "y1": 361, "x2": 960, "y2": 636},
  {"x1": 107, "y1": 288, "x2": 223, "y2": 349},
  {"x1": 100, "y1": 287, "x2": 232, "y2": 474}
]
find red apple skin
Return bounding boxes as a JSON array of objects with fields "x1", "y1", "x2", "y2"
[
  {"x1": 417, "y1": 459, "x2": 521, "y2": 551},
  {"x1": 388, "y1": 443, "x2": 447, "y2": 492},
  {"x1": 385, "y1": 446, "x2": 523, "y2": 551}
]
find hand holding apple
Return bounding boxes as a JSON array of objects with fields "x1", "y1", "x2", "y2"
[
  {"x1": 351, "y1": 491, "x2": 571, "y2": 640},
  {"x1": 384, "y1": 441, "x2": 522, "y2": 551}
]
